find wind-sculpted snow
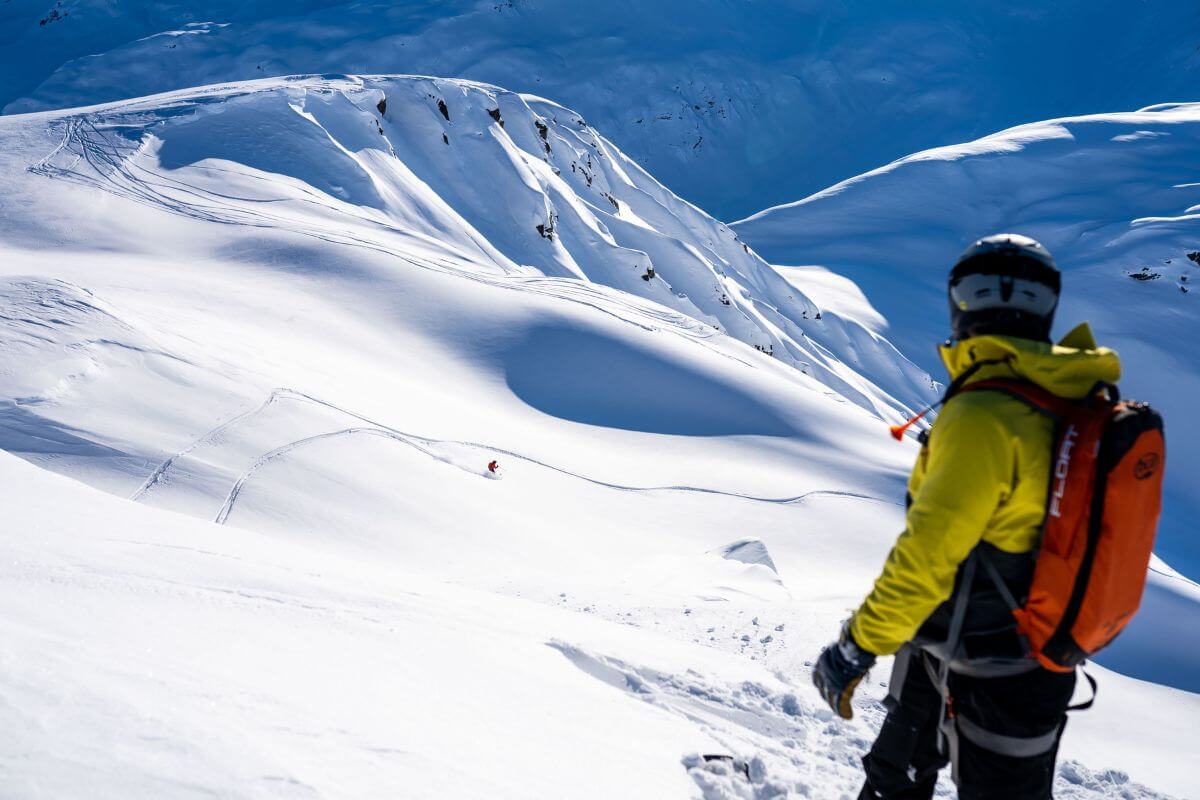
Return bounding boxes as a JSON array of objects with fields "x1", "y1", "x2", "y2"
[
  {"x1": 25, "y1": 75, "x2": 935, "y2": 425},
  {"x1": 2, "y1": 1, "x2": 1197, "y2": 219}
]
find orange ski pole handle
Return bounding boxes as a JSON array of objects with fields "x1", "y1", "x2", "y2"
[
  {"x1": 886, "y1": 354, "x2": 1009, "y2": 441},
  {"x1": 889, "y1": 406, "x2": 933, "y2": 441}
]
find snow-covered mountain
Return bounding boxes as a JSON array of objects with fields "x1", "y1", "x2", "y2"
[
  {"x1": 0, "y1": 72, "x2": 927, "y2": 537},
  {"x1": 3, "y1": 0, "x2": 1197, "y2": 219},
  {"x1": 734, "y1": 105, "x2": 1200, "y2": 575},
  {"x1": 13, "y1": 74, "x2": 933, "y2": 424},
  {"x1": 2, "y1": 72, "x2": 1197, "y2": 798}
]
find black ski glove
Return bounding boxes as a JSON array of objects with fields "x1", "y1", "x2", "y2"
[{"x1": 813, "y1": 624, "x2": 876, "y2": 720}]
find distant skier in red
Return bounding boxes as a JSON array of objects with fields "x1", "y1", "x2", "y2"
[{"x1": 487, "y1": 460, "x2": 499, "y2": 474}]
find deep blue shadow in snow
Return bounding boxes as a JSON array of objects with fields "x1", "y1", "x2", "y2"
[
  {"x1": 504, "y1": 326, "x2": 795, "y2": 437},
  {"x1": 1094, "y1": 575, "x2": 1200, "y2": 694},
  {"x1": 0, "y1": 404, "x2": 131, "y2": 458}
]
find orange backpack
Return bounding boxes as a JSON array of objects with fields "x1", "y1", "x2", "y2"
[{"x1": 962, "y1": 379, "x2": 1166, "y2": 672}]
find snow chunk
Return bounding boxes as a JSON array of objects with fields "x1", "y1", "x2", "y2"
[{"x1": 712, "y1": 538, "x2": 778, "y2": 575}]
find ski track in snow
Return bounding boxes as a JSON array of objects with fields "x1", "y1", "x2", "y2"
[
  {"x1": 132, "y1": 386, "x2": 889, "y2": 524},
  {"x1": 130, "y1": 389, "x2": 285, "y2": 501}
]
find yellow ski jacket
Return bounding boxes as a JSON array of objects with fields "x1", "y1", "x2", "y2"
[{"x1": 849, "y1": 324, "x2": 1121, "y2": 656}]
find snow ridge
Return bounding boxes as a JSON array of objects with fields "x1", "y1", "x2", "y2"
[{"x1": 23, "y1": 74, "x2": 936, "y2": 425}]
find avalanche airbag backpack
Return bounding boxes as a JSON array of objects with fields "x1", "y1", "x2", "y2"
[{"x1": 961, "y1": 379, "x2": 1166, "y2": 672}]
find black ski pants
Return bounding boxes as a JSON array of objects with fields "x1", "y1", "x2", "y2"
[{"x1": 858, "y1": 647, "x2": 1077, "y2": 800}]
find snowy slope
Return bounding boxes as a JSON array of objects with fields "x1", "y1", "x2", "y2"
[
  {"x1": 2, "y1": 0, "x2": 1198, "y2": 219},
  {"x1": 1, "y1": 75, "x2": 1198, "y2": 797},
  {"x1": 735, "y1": 106, "x2": 1200, "y2": 694},
  {"x1": 7, "y1": 448, "x2": 1194, "y2": 799}
]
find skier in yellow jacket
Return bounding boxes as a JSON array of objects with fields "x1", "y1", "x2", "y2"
[{"x1": 812, "y1": 234, "x2": 1120, "y2": 800}]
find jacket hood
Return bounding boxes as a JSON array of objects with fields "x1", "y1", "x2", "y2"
[{"x1": 938, "y1": 323, "x2": 1121, "y2": 399}]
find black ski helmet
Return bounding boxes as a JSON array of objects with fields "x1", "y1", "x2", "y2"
[{"x1": 948, "y1": 234, "x2": 1061, "y2": 342}]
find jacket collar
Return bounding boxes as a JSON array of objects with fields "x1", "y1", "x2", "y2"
[{"x1": 938, "y1": 323, "x2": 1121, "y2": 400}]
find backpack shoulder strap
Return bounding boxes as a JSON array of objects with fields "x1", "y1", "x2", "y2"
[{"x1": 956, "y1": 377, "x2": 1079, "y2": 419}]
